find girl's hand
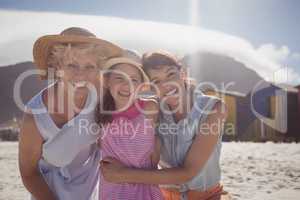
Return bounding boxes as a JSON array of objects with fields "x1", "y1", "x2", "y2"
[{"x1": 100, "y1": 157, "x2": 128, "y2": 183}]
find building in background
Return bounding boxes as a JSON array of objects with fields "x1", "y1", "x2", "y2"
[
  {"x1": 202, "y1": 89, "x2": 246, "y2": 141},
  {"x1": 203, "y1": 82, "x2": 300, "y2": 142}
]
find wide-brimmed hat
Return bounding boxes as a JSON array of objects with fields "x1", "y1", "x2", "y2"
[
  {"x1": 33, "y1": 27, "x2": 123, "y2": 77},
  {"x1": 103, "y1": 49, "x2": 149, "y2": 82}
]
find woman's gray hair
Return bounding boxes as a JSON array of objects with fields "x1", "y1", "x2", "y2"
[{"x1": 47, "y1": 43, "x2": 107, "y2": 69}]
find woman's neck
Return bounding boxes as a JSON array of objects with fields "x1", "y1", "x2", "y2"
[
  {"x1": 65, "y1": 83, "x2": 89, "y2": 114},
  {"x1": 45, "y1": 81, "x2": 89, "y2": 124},
  {"x1": 169, "y1": 85, "x2": 194, "y2": 123}
]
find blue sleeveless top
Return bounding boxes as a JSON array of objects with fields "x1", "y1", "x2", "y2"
[
  {"x1": 26, "y1": 83, "x2": 101, "y2": 200},
  {"x1": 157, "y1": 91, "x2": 223, "y2": 198}
]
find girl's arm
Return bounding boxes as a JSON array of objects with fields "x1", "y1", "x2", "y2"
[
  {"x1": 101, "y1": 101, "x2": 226, "y2": 185},
  {"x1": 19, "y1": 113, "x2": 57, "y2": 200},
  {"x1": 150, "y1": 135, "x2": 161, "y2": 167},
  {"x1": 143, "y1": 99, "x2": 160, "y2": 166}
]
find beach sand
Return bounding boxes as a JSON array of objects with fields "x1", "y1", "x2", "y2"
[
  {"x1": 221, "y1": 142, "x2": 300, "y2": 200},
  {"x1": 0, "y1": 142, "x2": 299, "y2": 200}
]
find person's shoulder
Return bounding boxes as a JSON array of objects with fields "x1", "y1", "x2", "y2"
[
  {"x1": 193, "y1": 91, "x2": 221, "y2": 109},
  {"x1": 197, "y1": 93, "x2": 227, "y2": 119},
  {"x1": 26, "y1": 87, "x2": 45, "y2": 108},
  {"x1": 26, "y1": 83, "x2": 54, "y2": 111},
  {"x1": 194, "y1": 90, "x2": 221, "y2": 102},
  {"x1": 23, "y1": 86, "x2": 50, "y2": 132},
  {"x1": 20, "y1": 111, "x2": 42, "y2": 139},
  {"x1": 191, "y1": 91, "x2": 227, "y2": 120},
  {"x1": 26, "y1": 92, "x2": 41, "y2": 110}
]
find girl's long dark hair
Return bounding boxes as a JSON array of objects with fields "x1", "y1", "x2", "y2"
[{"x1": 95, "y1": 87, "x2": 116, "y2": 126}]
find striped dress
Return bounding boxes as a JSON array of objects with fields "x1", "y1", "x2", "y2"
[{"x1": 100, "y1": 101, "x2": 163, "y2": 200}]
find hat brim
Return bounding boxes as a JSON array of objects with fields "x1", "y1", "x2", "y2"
[
  {"x1": 33, "y1": 35, "x2": 123, "y2": 78},
  {"x1": 103, "y1": 57, "x2": 149, "y2": 82}
]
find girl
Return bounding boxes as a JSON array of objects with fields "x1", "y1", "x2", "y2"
[
  {"x1": 101, "y1": 51, "x2": 231, "y2": 200},
  {"x1": 97, "y1": 51, "x2": 163, "y2": 200},
  {"x1": 19, "y1": 27, "x2": 122, "y2": 200}
]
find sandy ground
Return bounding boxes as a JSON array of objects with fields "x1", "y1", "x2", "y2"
[
  {"x1": 0, "y1": 142, "x2": 299, "y2": 200},
  {"x1": 221, "y1": 142, "x2": 300, "y2": 200},
  {"x1": 0, "y1": 142, "x2": 27, "y2": 200}
]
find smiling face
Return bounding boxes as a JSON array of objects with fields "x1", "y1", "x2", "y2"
[
  {"x1": 146, "y1": 65, "x2": 186, "y2": 108},
  {"x1": 60, "y1": 53, "x2": 100, "y2": 89},
  {"x1": 106, "y1": 63, "x2": 143, "y2": 110},
  {"x1": 48, "y1": 43, "x2": 104, "y2": 93}
]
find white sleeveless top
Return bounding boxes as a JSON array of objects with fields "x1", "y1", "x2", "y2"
[{"x1": 26, "y1": 83, "x2": 101, "y2": 200}]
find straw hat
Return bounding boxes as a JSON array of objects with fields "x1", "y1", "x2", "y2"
[
  {"x1": 103, "y1": 49, "x2": 149, "y2": 82},
  {"x1": 33, "y1": 27, "x2": 123, "y2": 76}
]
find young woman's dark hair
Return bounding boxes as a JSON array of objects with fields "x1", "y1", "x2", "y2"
[
  {"x1": 142, "y1": 50, "x2": 196, "y2": 92},
  {"x1": 142, "y1": 50, "x2": 183, "y2": 71},
  {"x1": 95, "y1": 88, "x2": 115, "y2": 126}
]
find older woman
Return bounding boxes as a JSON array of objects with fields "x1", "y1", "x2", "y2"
[{"x1": 19, "y1": 27, "x2": 122, "y2": 200}]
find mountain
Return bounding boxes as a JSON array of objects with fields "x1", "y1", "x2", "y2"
[
  {"x1": 0, "y1": 62, "x2": 46, "y2": 124},
  {"x1": 183, "y1": 52, "x2": 265, "y2": 94}
]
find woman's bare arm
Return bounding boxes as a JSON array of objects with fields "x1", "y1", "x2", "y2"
[
  {"x1": 19, "y1": 113, "x2": 57, "y2": 200},
  {"x1": 150, "y1": 135, "x2": 161, "y2": 167},
  {"x1": 101, "y1": 102, "x2": 226, "y2": 184},
  {"x1": 144, "y1": 100, "x2": 161, "y2": 166}
]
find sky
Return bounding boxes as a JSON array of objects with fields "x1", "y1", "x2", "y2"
[{"x1": 0, "y1": 0, "x2": 299, "y2": 85}]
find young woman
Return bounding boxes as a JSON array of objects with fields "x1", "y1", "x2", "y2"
[
  {"x1": 101, "y1": 51, "x2": 230, "y2": 200},
  {"x1": 19, "y1": 27, "x2": 122, "y2": 200},
  {"x1": 96, "y1": 51, "x2": 163, "y2": 200}
]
